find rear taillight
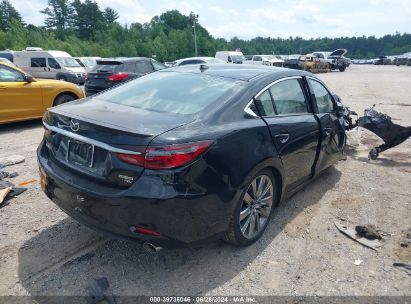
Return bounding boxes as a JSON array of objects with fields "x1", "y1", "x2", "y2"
[
  {"x1": 108, "y1": 73, "x2": 129, "y2": 81},
  {"x1": 117, "y1": 140, "x2": 213, "y2": 170}
]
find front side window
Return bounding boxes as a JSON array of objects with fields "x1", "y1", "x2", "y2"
[
  {"x1": 269, "y1": 79, "x2": 307, "y2": 115},
  {"x1": 0, "y1": 65, "x2": 24, "y2": 82},
  {"x1": 253, "y1": 56, "x2": 262, "y2": 62},
  {"x1": 31, "y1": 58, "x2": 46, "y2": 68},
  {"x1": 48, "y1": 58, "x2": 61, "y2": 69},
  {"x1": 308, "y1": 79, "x2": 334, "y2": 113}
]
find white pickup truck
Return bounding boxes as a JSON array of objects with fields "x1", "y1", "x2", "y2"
[{"x1": 244, "y1": 55, "x2": 284, "y2": 67}]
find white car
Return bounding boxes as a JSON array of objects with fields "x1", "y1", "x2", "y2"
[
  {"x1": 74, "y1": 57, "x2": 101, "y2": 72},
  {"x1": 215, "y1": 51, "x2": 245, "y2": 64},
  {"x1": 244, "y1": 55, "x2": 284, "y2": 67},
  {"x1": 172, "y1": 57, "x2": 226, "y2": 66}
]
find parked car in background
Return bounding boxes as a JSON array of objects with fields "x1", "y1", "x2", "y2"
[
  {"x1": 0, "y1": 61, "x2": 84, "y2": 124},
  {"x1": 0, "y1": 50, "x2": 15, "y2": 63},
  {"x1": 12, "y1": 48, "x2": 86, "y2": 84},
  {"x1": 244, "y1": 55, "x2": 253, "y2": 61},
  {"x1": 298, "y1": 54, "x2": 330, "y2": 73},
  {"x1": 282, "y1": 55, "x2": 302, "y2": 70},
  {"x1": 172, "y1": 57, "x2": 226, "y2": 66},
  {"x1": 85, "y1": 57, "x2": 165, "y2": 96},
  {"x1": 215, "y1": 51, "x2": 245, "y2": 64},
  {"x1": 38, "y1": 64, "x2": 347, "y2": 249},
  {"x1": 244, "y1": 55, "x2": 284, "y2": 67},
  {"x1": 75, "y1": 57, "x2": 101, "y2": 71},
  {"x1": 312, "y1": 49, "x2": 349, "y2": 72},
  {"x1": 0, "y1": 57, "x2": 15, "y2": 66},
  {"x1": 374, "y1": 56, "x2": 392, "y2": 65}
]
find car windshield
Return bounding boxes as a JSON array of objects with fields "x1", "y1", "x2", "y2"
[
  {"x1": 230, "y1": 55, "x2": 244, "y2": 62},
  {"x1": 90, "y1": 61, "x2": 122, "y2": 73},
  {"x1": 57, "y1": 57, "x2": 81, "y2": 67},
  {"x1": 97, "y1": 71, "x2": 243, "y2": 115}
]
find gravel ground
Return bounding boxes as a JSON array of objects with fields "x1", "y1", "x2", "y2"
[{"x1": 0, "y1": 65, "x2": 410, "y2": 298}]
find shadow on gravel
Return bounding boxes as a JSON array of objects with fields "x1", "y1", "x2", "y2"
[
  {"x1": 17, "y1": 167, "x2": 341, "y2": 299},
  {"x1": 0, "y1": 119, "x2": 42, "y2": 134}
]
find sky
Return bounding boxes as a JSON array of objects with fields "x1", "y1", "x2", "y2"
[{"x1": 11, "y1": 0, "x2": 411, "y2": 40}]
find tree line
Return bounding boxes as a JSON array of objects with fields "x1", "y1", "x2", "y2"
[{"x1": 0, "y1": 0, "x2": 410, "y2": 61}]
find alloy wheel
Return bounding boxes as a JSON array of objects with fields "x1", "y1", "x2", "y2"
[{"x1": 239, "y1": 174, "x2": 274, "y2": 239}]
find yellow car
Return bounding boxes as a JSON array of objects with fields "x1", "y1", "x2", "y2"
[{"x1": 0, "y1": 62, "x2": 84, "y2": 124}]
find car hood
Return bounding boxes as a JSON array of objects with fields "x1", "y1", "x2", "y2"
[
  {"x1": 50, "y1": 98, "x2": 194, "y2": 136},
  {"x1": 330, "y1": 49, "x2": 348, "y2": 57}
]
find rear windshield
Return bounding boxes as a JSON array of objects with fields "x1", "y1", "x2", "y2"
[
  {"x1": 97, "y1": 71, "x2": 243, "y2": 115},
  {"x1": 90, "y1": 61, "x2": 123, "y2": 73}
]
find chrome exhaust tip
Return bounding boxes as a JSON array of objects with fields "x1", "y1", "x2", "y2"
[{"x1": 142, "y1": 242, "x2": 163, "y2": 253}]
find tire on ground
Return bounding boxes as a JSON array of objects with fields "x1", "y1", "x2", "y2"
[
  {"x1": 224, "y1": 168, "x2": 277, "y2": 247},
  {"x1": 53, "y1": 93, "x2": 76, "y2": 106}
]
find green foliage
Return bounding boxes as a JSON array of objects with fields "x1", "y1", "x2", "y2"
[
  {"x1": 0, "y1": 4, "x2": 410, "y2": 61},
  {"x1": 0, "y1": 0, "x2": 24, "y2": 31}
]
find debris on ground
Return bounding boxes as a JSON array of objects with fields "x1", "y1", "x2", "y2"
[
  {"x1": 393, "y1": 262, "x2": 411, "y2": 276},
  {"x1": 87, "y1": 277, "x2": 110, "y2": 304},
  {"x1": 0, "y1": 180, "x2": 27, "y2": 208},
  {"x1": 0, "y1": 155, "x2": 25, "y2": 169},
  {"x1": 0, "y1": 171, "x2": 18, "y2": 180},
  {"x1": 354, "y1": 259, "x2": 363, "y2": 266},
  {"x1": 335, "y1": 221, "x2": 382, "y2": 250},
  {"x1": 400, "y1": 228, "x2": 411, "y2": 248},
  {"x1": 355, "y1": 224, "x2": 383, "y2": 240},
  {"x1": 17, "y1": 179, "x2": 38, "y2": 187},
  {"x1": 0, "y1": 187, "x2": 12, "y2": 205}
]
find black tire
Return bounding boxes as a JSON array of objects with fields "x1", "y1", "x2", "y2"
[
  {"x1": 224, "y1": 169, "x2": 277, "y2": 246},
  {"x1": 53, "y1": 93, "x2": 76, "y2": 106},
  {"x1": 339, "y1": 65, "x2": 346, "y2": 72}
]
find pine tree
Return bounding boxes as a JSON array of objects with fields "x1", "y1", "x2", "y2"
[{"x1": 0, "y1": 0, "x2": 25, "y2": 31}]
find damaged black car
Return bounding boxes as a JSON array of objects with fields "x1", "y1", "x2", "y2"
[{"x1": 38, "y1": 65, "x2": 347, "y2": 249}]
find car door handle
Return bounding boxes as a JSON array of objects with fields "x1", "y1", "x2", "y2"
[{"x1": 275, "y1": 133, "x2": 290, "y2": 144}]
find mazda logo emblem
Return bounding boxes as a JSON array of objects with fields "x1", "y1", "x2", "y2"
[{"x1": 70, "y1": 119, "x2": 80, "y2": 132}]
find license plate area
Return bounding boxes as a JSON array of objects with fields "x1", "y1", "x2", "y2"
[{"x1": 67, "y1": 139, "x2": 94, "y2": 168}]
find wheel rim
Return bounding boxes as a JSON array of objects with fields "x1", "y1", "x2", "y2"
[{"x1": 239, "y1": 174, "x2": 274, "y2": 239}]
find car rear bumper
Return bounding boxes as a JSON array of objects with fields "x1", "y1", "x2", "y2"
[{"x1": 37, "y1": 141, "x2": 236, "y2": 248}]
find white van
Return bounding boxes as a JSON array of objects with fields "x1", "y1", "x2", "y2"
[
  {"x1": 13, "y1": 48, "x2": 86, "y2": 84},
  {"x1": 215, "y1": 51, "x2": 245, "y2": 64}
]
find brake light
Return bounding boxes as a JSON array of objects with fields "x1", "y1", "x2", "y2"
[
  {"x1": 132, "y1": 226, "x2": 161, "y2": 237},
  {"x1": 108, "y1": 73, "x2": 129, "y2": 81},
  {"x1": 117, "y1": 140, "x2": 213, "y2": 169}
]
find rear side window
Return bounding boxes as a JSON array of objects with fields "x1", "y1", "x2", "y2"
[
  {"x1": 179, "y1": 60, "x2": 203, "y2": 65},
  {"x1": 269, "y1": 79, "x2": 307, "y2": 115},
  {"x1": 308, "y1": 79, "x2": 334, "y2": 113},
  {"x1": 98, "y1": 72, "x2": 243, "y2": 115},
  {"x1": 255, "y1": 90, "x2": 275, "y2": 116},
  {"x1": 31, "y1": 58, "x2": 46, "y2": 68},
  {"x1": 135, "y1": 60, "x2": 154, "y2": 74}
]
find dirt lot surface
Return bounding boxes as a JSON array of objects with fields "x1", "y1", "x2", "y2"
[{"x1": 0, "y1": 65, "x2": 410, "y2": 299}]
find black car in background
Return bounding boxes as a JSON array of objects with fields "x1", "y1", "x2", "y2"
[
  {"x1": 38, "y1": 65, "x2": 346, "y2": 250},
  {"x1": 85, "y1": 57, "x2": 165, "y2": 96}
]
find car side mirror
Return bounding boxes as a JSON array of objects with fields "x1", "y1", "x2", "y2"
[
  {"x1": 23, "y1": 74, "x2": 34, "y2": 83},
  {"x1": 332, "y1": 93, "x2": 345, "y2": 118}
]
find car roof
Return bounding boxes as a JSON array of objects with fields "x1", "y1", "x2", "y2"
[
  {"x1": 98, "y1": 57, "x2": 152, "y2": 63},
  {"x1": 164, "y1": 64, "x2": 311, "y2": 81}
]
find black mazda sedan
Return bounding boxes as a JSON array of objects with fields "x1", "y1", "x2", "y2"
[{"x1": 38, "y1": 65, "x2": 346, "y2": 249}]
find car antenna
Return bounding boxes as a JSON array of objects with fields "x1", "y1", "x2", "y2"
[{"x1": 200, "y1": 64, "x2": 209, "y2": 72}]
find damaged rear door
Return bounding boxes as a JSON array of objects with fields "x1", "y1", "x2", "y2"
[
  {"x1": 254, "y1": 77, "x2": 320, "y2": 189},
  {"x1": 306, "y1": 77, "x2": 345, "y2": 173}
]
